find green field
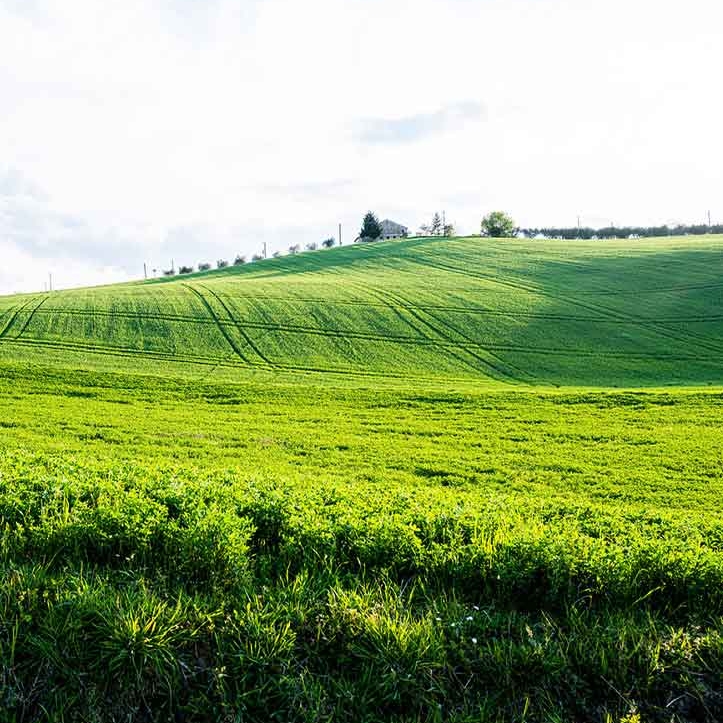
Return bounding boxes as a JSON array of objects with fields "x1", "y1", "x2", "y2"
[
  {"x1": 0, "y1": 236, "x2": 722, "y2": 722},
  {"x1": 2, "y1": 235, "x2": 722, "y2": 387}
]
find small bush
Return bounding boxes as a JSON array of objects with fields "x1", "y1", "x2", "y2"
[
  {"x1": 198, "y1": 263, "x2": 211, "y2": 272},
  {"x1": 233, "y1": 255, "x2": 246, "y2": 265},
  {"x1": 216, "y1": 260, "x2": 229, "y2": 269},
  {"x1": 178, "y1": 265, "x2": 193, "y2": 275}
]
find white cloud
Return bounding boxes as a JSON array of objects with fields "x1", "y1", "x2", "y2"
[{"x1": 1, "y1": 0, "x2": 722, "y2": 293}]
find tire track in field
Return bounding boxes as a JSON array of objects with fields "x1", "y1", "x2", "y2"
[
  {"x1": 351, "y1": 278, "x2": 523, "y2": 382},
  {"x1": 195, "y1": 283, "x2": 276, "y2": 367},
  {"x1": 14, "y1": 296, "x2": 48, "y2": 338},
  {"x1": 21, "y1": 303, "x2": 707, "y2": 356},
  {"x1": 376, "y1": 283, "x2": 526, "y2": 382},
  {"x1": 411, "y1": 254, "x2": 723, "y2": 357},
  {"x1": 392, "y1": 291, "x2": 540, "y2": 384},
  {"x1": 5, "y1": 334, "x2": 716, "y2": 371},
  {"x1": 0, "y1": 304, "x2": 20, "y2": 337},
  {"x1": 182, "y1": 284, "x2": 254, "y2": 366},
  {"x1": 33, "y1": 303, "x2": 723, "y2": 326},
  {"x1": 0, "y1": 297, "x2": 40, "y2": 339},
  {"x1": 577, "y1": 281, "x2": 723, "y2": 296},
  {"x1": 2, "y1": 336, "x2": 463, "y2": 384},
  {"x1": 342, "y1": 278, "x2": 486, "y2": 377},
  {"x1": 0, "y1": 336, "x2": 232, "y2": 367}
]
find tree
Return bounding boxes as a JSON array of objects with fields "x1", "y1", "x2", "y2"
[
  {"x1": 430, "y1": 212, "x2": 442, "y2": 236},
  {"x1": 321, "y1": 237, "x2": 336, "y2": 249},
  {"x1": 251, "y1": 253, "x2": 264, "y2": 262},
  {"x1": 359, "y1": 211, "x2": 382, "y2": 242},
  {"x1": 420, "y1": 213, "x2": 452, "y2": 237},
  {"x1": 288, "y1": 244, "x2": 300, "y2": 254},
  {"x1": 481, "y1": 211, "x2": 516, "y2": 238},
  {"x1": 179, "y1": 265, "x2": 194, "y2": 274},
  {"x1": 233, "y1": 255, "x2": 246, "y2": 265},
  {"x1": 217, "y1": 259, "x2": 229, "y2": 269},
  {"x1": 198, "y1": 262, "x2": 211, "y2": 272},
  {"x1": 305, "y1": 242, "x2": 318, "y2": 251}
]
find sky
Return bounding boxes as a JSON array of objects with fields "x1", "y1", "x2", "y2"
[{"x1": 1, "y1": 0, "x2": 722, "y2": 294}]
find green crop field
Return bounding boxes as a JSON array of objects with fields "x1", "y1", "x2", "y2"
[{"x1": 0, "y1": 236, "x2": 722, "y2": 722}]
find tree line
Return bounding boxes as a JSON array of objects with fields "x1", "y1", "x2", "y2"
[{"x1": 519, "y1": 223, "x2": 723, "y2": 240}]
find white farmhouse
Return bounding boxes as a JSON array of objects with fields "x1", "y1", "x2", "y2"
[{"x1": 379, "y1": 219, "x2": 408, "y2": 240}]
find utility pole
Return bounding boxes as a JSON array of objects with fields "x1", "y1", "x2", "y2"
[
  {"x1": 171, "y1": 258, "x2": 175, "y2": 274},
  {"x1": 48, "y1": 273, "x2": 53, "y2": 292},
  {"x1": 263, "y1": 242, "x2": 267, "y2": 259},
  {"x1": 708, "y1": 210, "x2": 712, "y2": 230},
  {"x1": 338, "y1": 223, "x2": 342, "y2": 246},
  {"x1": 143, "y1": 262, "x2": 147, "y2": 279}
]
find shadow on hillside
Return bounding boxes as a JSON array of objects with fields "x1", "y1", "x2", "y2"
[{"x1": 486, "y1": 245, "x2": 723, "y2": 387}]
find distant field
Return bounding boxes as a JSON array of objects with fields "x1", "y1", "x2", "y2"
[
  {"x1": 0, "y1": 237, "x2": 722, "y2": 722},
  {"x1": 1, "y1": 235, "x2": 722, "y2": 387}
]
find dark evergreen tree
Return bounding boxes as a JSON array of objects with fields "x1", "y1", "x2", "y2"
[
  {"x1": 359, "y1": 212, "x2": 382, "y2": 241},
  {"x1": 430, "y1": 212, "x2": 443, "y2": 236}
]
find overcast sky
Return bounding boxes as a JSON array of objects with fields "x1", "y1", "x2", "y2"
[{"x1": 2, "y1": 0, "x2": 722, "y2": 294}]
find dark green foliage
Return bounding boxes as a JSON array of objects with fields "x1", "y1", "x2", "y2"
[
  {"x1": 522, "y1": 222, "x2": 723, "y2": 240},
  {"x1": 481, "y1": 211, "x2": 516, "y2": 238},
  {"x1": 359, "y1": 211, "x2": 382, "y2": 241}
]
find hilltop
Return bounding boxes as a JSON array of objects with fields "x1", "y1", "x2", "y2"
[{"x1": 1, "y1": 235, "x2": 722, "y2": 388}]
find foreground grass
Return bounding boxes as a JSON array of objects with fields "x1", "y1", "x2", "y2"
[{"x1": 0, "y1": 365, "x2": 722, "y2": 721}]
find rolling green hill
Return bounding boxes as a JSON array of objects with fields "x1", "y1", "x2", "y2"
[
  {"x1": 2, "y1": 235, "x2": 722, "y2": 387},
  {"x1": 2, "y1": 236, "x2": 723, "y2": 722}
]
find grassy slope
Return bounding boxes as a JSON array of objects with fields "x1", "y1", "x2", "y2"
[
  {"x1": 1, "y1": 237, "x2": 723, "y2": 721},
  {"x1": 1, "y1": 235, "x2": 722, "y2": 387}
]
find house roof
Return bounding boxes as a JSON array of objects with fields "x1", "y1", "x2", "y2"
[{"x1": 380, "y1": 219, "x2": 408, "y2": 233}]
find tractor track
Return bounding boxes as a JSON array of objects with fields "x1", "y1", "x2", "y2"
[
  {"x1": 24, "y1": 304, "x2": 723, "y2": 326},
  {"x1": 0, "y1": 296, "x2": 41, "y2": 339},
  {"x1": 182, "y1": 284, "x2": 255, "y2": 366},
  {"x1": 411, "y1": 255, "x2": 723, "y2": 356},
  {"x1": 14, "y1": 297, "x2": 48, "y2": 338},
  {"x1": 196, "y1": 283, "x2": 275, "y2": 367}
]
